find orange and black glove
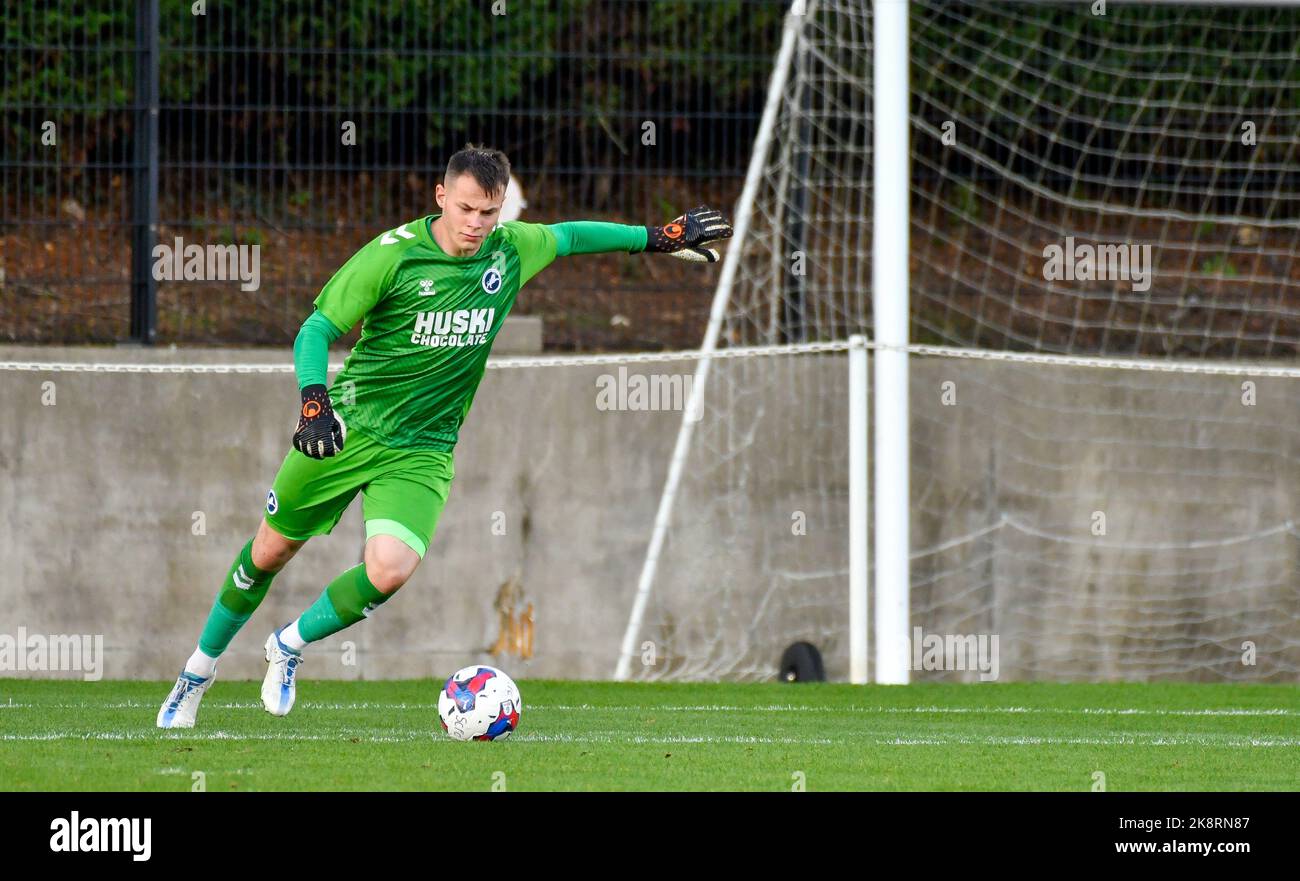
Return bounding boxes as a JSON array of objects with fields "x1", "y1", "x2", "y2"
[
  {"x1": 292, "y1": 384, "x2": 346, "y2": 459},
  {"x1": 645, "y1": 205, "x2": 734, "y2": 263}
]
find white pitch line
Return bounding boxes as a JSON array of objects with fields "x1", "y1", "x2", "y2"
[
  {"x1": 528, "y1": 704, "x2": 1300, "y2": 717},
  {"x1": 0, "y1": 730, "x2": 831, "y2": 746},
  {"x1": 3, "y1": 730, "x2": 1298, "y2": 748},
  {"x1": 0, "y1": 700, "x2": 430, "y2": 710},
  {"x1": 0, "y1": 731, "x2": 428, "y2": 743},
  {"x1": 3, "y1": 701, "x2": 1299, "y2": 718},
  {"x1": 879, "y1": 734, "x2": 1300, "y2": 747},
  {"x1": 508, "y1": 733, "x2": 840, "y2": 745}
]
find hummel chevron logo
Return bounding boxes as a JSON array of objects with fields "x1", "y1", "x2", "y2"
[
  {"x1": 233, "y1": 565, "x2": 253, "y2": 591},
  {"x1": 380, "y1": 225, "x2": 417, "y2": 245}
]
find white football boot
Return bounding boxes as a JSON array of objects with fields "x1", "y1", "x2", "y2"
[
  {"x1": 261, "y1": 629, "x2": 305, "y2": 716},
  {"x1": 157, "y1": 669, "x2": 215, "y2": 729}
]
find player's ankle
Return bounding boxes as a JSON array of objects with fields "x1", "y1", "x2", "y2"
[
  {"x1": 278, "y1": 621, "x2": 308, "y2": 653},
  {"x1": 184, "y1": 647, "x2": 218, "y2": 679}
]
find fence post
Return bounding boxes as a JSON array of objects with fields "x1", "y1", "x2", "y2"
[{"x1": 130, "y1": 0, "x2": 160, "y2": 344}]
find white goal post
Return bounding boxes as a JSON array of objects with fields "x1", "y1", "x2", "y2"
[
  {"x1": 614, "y1": 0, "x2": 907, "y2": 684},
  {"x1": 612, "y1": 0, "x2": 813, "y2": 682}
]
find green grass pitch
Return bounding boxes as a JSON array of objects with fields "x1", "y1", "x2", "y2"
[{"x1": 1, "y1": 679, "x2": 1297, "y2": 791}]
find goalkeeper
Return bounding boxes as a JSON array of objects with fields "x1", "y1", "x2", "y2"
[{"x1": 157, "y1": 144, "x2": 732, "y2": 727}]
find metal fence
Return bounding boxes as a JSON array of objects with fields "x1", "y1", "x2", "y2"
[{"x1": 1, "y1": 0, "x2": 786, "y2": 349}]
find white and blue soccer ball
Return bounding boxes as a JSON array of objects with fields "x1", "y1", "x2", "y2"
[{"x1": 437, "y1": 664, "x2": 522, "y2": 741}]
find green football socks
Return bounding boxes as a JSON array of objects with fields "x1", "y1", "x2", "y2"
[
  {"x1": 196, "y1": 538, "x2": 275, "y2": 658},
  {"x1": 295, "y1": 564, "x2": 392, "y2": 643},
  {"x1": 192, "y1": 547, "x2": 391, "y2": 667}
]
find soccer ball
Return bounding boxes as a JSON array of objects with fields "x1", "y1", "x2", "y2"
[{"x1": 437, "y1": 665, "x2": 522, "y2": 741}]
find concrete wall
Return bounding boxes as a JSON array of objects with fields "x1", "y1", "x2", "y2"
[
  {"x1": 0, "y1": 328, "x2": 683, "y2": 684},
  {"x1": 1, "y1": 339, "x2": 1297, "y2": 683}
]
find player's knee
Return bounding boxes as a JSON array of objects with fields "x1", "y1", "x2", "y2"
[
  {"x1": 366, "y1": 564, "x2": 409, "y2": 594},
  {"x1": 364, "y1": 561, "x2": 408, "y2": 597},
  {"x1": 252, "y1": 520, "x2": 305, "y2": 572},
  {"x1": 364, "y1": 537, "x2": 419, "y2": 594}
]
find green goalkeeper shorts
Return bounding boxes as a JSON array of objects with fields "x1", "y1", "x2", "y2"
[{"x1": 263, "y1": 426, "x2": 455, "y2": 560}]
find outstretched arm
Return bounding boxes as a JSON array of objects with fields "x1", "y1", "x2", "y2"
[
  {"x1": 548, "y1": 205, "x2": 734, "y2": 263},
  {"x1": 548, "y1": 221, "x2": 647, "y2": 257}
]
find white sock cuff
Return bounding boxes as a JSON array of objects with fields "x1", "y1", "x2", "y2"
[
  {"x1": 279, "y1": 620, "x2": 308, "y2": 652},
  {"x1": 184, "y1": 648, "x2": 218, "y2": 679}
]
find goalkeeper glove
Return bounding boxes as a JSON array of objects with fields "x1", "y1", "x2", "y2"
[
  {"x1": 293, "y1": 384, "x2": 346, "y2": 459},
  {"x1": 645, "y1": 205, "x2": 734, "y2": 263}
]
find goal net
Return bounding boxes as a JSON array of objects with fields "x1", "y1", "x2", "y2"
[{"x1": 619, "y1": 0, "x2": 1300, "y2": 683}]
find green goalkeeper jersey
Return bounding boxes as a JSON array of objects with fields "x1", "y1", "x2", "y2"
[{"x1": 312, "y1": 214, "x2": 557, "y2": 451}]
